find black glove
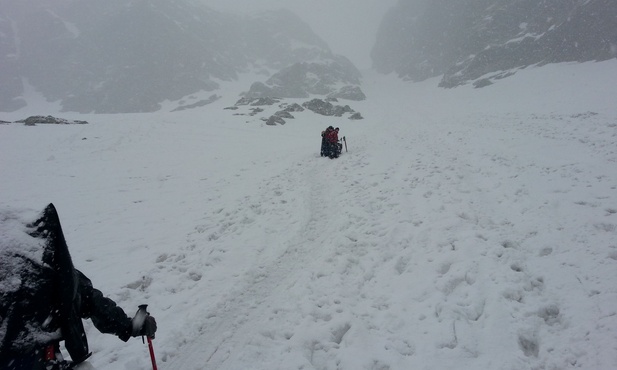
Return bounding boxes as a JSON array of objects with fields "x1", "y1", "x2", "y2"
[
  {"x1": 131, "y1": 316, "x2": 156, "y2": 339},
  {"x1": 131, "y1": 305, "x2": 157, "y2": 339}
]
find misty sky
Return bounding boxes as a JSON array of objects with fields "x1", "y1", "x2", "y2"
[{"x1": 205, "y1": 0, "x2": 399, "y2": 70}]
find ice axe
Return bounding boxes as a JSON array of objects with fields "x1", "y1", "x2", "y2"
[{"x1": 135, "y1": 304, "x2": 158, "y2": 370}]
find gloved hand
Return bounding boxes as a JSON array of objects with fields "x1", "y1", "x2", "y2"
[
  {"x1": 132, "y1": 315, "x2": 157, "y2": 339},
  {"x1": 131, "y1": 305, "x2": 157, "y2": 339}
]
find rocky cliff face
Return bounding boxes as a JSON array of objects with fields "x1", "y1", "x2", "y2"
[
  {"x1": 0, "y1": 0, "x2": 356, "y2": 113},
  {"x1": 372, "y1": 0, "x2": 617, "y2": 87}
]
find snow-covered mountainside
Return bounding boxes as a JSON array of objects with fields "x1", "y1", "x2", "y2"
[
  {"x1": 1, "y1": 60, "x2": 617, "y2": 370},
  {"x1": 372, "y1": 0, "x2": 617, "y2": 87},
  {"x1": 0, "y1": 0, "x2": 357, "y2": 114}
]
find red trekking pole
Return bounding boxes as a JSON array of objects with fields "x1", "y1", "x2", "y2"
[
  {"x1": 136, "y1": 304, "x2": 158, "y2": 370},
  {"x1": 146, "y1": 336, "x2": 158, "y2": 370}
]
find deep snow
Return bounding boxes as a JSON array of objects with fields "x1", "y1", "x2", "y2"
[{"x1": 1, "y1": 61, "x2": 617, "y2": 370}]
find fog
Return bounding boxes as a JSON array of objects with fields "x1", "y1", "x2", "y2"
[
  {"x1": 3, "y1": 0, "x2": 614, "y2": 114},
  {"x1": 205, "y1": 0, "x2": 399, "y2": 70}
]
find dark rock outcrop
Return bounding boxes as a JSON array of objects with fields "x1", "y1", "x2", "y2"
[
  {"x1": 249, "y1": 108, "x2": 264, "y2": 116},
  {"x1": 266, "y1": 115, "x2": 286, "y2": 126},
  {"x1": 302, "y1": 99, "x2": 335, "y2": 116},
  {"x1": 274, "y1": 111, "x2": 294, "y2": 119},
  {"x1": 302, "y1": 99, "x2": 355, "y2": 117},
  {"x1": 349, "y1": 112, "x2": 364, "y2": 120},
  {"x1": 280, "y1": 103, "x2": 304, "y2": 113},
  {"x1": 17, "y1": 115, "x2": 88, "y2": 126},
  {"x1": 251, "y1": 97, "x2": 281, "y2": 106},
  {"x1": 235, "y1": 97, "x2": 281, "y2": 107},
  {"x1": 228, "y1": 96, "x2": 362, "y2": 125}
]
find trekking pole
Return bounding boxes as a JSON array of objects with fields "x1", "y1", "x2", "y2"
[
  {"x1": 343, "y1": 136, "x2": 348, "y2": 152},
  {"x1": 136, "y1": 304, "x2": 158, "y2": 370},
  {"x1": 146, "y1": 336, "x2": 158, "y2": 370}
]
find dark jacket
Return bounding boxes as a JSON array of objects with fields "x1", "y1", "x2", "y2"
[{"x1": 0, "y1": 204, "x2": 132, "y2": 369}]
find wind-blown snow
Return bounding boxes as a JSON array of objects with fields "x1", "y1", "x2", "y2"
[{"x1": 1, "y1": 61, "x2": 617, "y2": 370}]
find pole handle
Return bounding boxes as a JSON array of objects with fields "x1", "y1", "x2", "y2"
[{"x1": 137, "y1": 304, "x2": 158, "y2": 370}]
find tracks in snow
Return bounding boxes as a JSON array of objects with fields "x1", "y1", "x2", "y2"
[
  {"x1": 156, "y1": 110, "x2": 617, "y2": 369},
  {"x1": 158, "y1": 150, "x2": 352, "y2": 368}
]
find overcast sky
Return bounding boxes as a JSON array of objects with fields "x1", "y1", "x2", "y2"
[{"x1": 205, "y1": 0, "x2": 399, "y2": 70}]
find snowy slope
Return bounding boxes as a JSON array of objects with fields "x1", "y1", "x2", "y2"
[{"x1": 1, "y1": 61, "x2": 617, "y2": 370}]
